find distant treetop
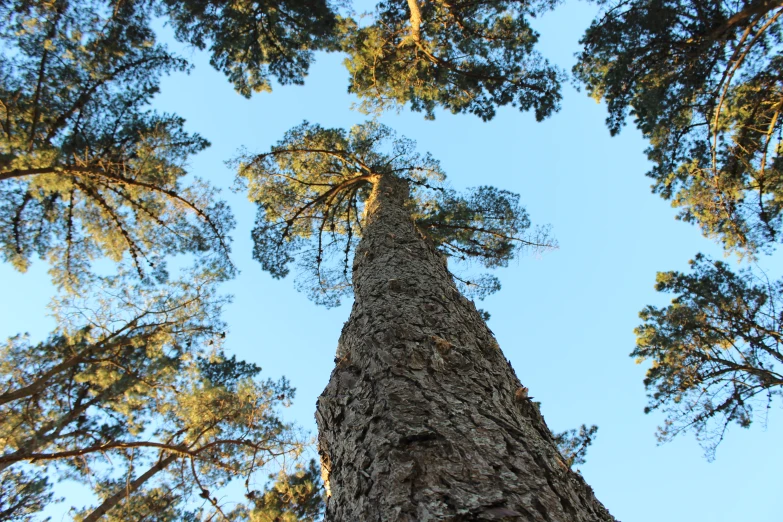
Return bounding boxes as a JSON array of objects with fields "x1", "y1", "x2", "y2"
[
  {"x1": 0, "y1": 0, "x2": 235, "y2": 290},
  {"x1": 575, "y1": 0, "x2": 783, "y2": 256},
  {"x1": 341, "y1": 0, "x2": 564, "y2": 120},
  {"x1": 235, "y1": 121, "x2": 555, "y2": 306},
  {"x1": 162, "y1": 0, "x2": 340, "y2": 97},
  {"x1": 633, "y1": 254, "x2": 782, "y2": 459}
]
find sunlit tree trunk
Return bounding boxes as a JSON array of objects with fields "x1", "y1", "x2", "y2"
[{"x1": 316, "y1": 174, "x2": 615, "y2": 521}]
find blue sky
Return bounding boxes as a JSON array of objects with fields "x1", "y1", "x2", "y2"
[{"x1": 2, "y1": 1, "x2": 782, "y2": 520}]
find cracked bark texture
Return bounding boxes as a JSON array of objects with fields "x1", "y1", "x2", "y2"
[{"x1": 316, "y1": 174, "x2": 615, "y2": 521}]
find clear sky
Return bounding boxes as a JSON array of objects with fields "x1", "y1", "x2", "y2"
[{"x1": 2, "y1": 1, "x2": 782, "y2": 521}]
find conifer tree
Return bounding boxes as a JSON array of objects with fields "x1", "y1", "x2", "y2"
[
  {"x1": 156, "y1": 0, "x2": 563, "y2": 122},
  {"x1": 633, "y1": 254, "x2": 782, "y2": 458},
  {"x1": 0, "y1": 1, "x2": 346, "y2": 517},
  {"x1": 575, "y1": 0, "x2": 783, "y2": 254},
  {"x1": 237, "y1": 121, "x2": 554, "y2": 307},
  {"x1": 575, "y1": 0, "x2": 783, "y2": 455},
  {"x1": 239, "y1": 121, "x2": 614, "y2": 520},
  {"x1": 0, "y1": 0, "x2": 234, "y2": 290},
  {"x1": 341, "y1": 0, "x2": 564, "y2": 121},
  {"x1": 162, "y1": 0, "x2": 339, "y2": 98},
  {"x1": 0, "y1": 271, "x2": 305, "y2": 520}
]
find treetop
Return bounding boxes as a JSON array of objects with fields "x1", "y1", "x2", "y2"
[
  {"x1": 341, "y1": 0, "x2": 564, "y2": 120},
  {"x1": 235, "y1": 120, "x2": 555, "y2": 306},
  {"x1": 162, "y1": 0, "x2": 340, "y2": 97},
  {"x1": 0, "y1": 0, "x2": 235, "y2": 290},
  {"x1": 633, "y1": 253, "x2": 782, "y2": 458},
  {"x1": 575, "y1": 0, "x2": 783, "y2": 256}
]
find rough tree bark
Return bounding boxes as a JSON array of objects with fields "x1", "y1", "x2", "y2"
[{"x1": 316, "y1": 174, "x2": 616, "y2": 521}]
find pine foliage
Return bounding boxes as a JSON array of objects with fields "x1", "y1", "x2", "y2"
[
  {"x1": 575, "y1": 0, "x2": 783, "y2": 456},
  {"x1": 575, "y1": 0, "x2": 783, "y2": 255},
  {"x1": 162, "y1": 0, "x2": 339, "y2": 97},
  {"x1": 341, "y1": 0, "x2": 564, "y2": 120},
  {"x1": 0, "y1": 273, "x2": 304, "y2": 520},
  {"x1": 236, "y1": 121, "x2": 555, "y2": 306},
  {"x1": 245, "y1": 460, "x2": 324, "y2": 521},
  {"x1": 633, "y1": 254, "x2": 782, "y2": 458},
  {"x1": 553, "y1": 424, "x2": 598, "y2": 469},
  {"x1": 0, "y1": 468, "x2": 52, "y2": 521},
  {"x1": 0, "y1": 0, "x2": 234, "y2": 290}
]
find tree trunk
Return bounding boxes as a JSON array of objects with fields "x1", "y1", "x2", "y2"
[{"x1": 316, "y1": 174, "x2": 615, "y2": 521}]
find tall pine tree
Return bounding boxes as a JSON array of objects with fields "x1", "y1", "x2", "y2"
[
  {"x1": 575, "y1": 0, "x2": 783, "y2": 455},
  {"x1": 239, "y1": 122, "x2": 614, "y2": 520}
]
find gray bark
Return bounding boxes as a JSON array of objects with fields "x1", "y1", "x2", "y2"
[{"x1": 316, "y1": 174, "x2": 615, "y2": 521}]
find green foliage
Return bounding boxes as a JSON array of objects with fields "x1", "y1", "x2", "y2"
[
  {"x1": 575, "y1": 0, "x2": 783, "y2": 255},
  {"x1": 197, "y1": 353, "x2": 261, "y2": 389},
  {"x1": 162, "y1": 0, "x2": 339, "y2": 97},
  {"x1": 341, "y1": 0, "x2": 563, "y2": 120},
  {"x1": 0, "y1": 270, "x2": 224, "y2": 465},
  {"x1": 235, "y1": 121, "x2": 554, "y2": 306},
  {"x1": 246, "y1": 459, "x2": 324, "y2": 521},
  {"x1": 633, "y1": 254, "x2": 782, "y2": 458},
  {"x1": 0, "y1": 272, "x2": 304, "y2": 519},
  {"x1": 70, "y1": 360, "x2": 300, "y2": 521},
  {"x1": 553, "y1": 424, "x2": 598, "y2": 469},
  {"x1": 578, "y1": 0, "x2": 783, "y2": 459},
  {"x1": 76, "y1": 486, "x2": 181, "y2": 521},
  {"x1": 0, "y1": 0, "x2": 234, "y2": 290},
  {"x1": 0, "y1": 469, "x2": 52, "y2": 521}
]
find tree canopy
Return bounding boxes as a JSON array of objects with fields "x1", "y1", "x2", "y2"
[
  {"x1": 0, "y1": 1, "x2": 340, "y2": 516},
  {"x1": 0, "y1": 0, "x2": 234, "y2": 290},
  {"x1": 162, "y1": 0, "x2": 339, "y2": 97},
  {"x1": 0, "y1": 468, "x2": 52, "y2": 521},
  {"x1": 575, "y1": 0, "x2": 783, "y2": 456},
  {"x1": 164, "y1": 0, "x2": 565, "y2": 121},
  {"x1": 0, "y1": 271, "x2": 306, "y2": 520},
  {"x1": 235, "y1": 121, "x2": 555, "y2": 306},
  {"x1": 244, "y1": 459, "x2": 324, "y2": 522},
  {"x1": 633, "y1": 254, "x2": 782, "y2": 458},
  {"x1": 341, "y1": 0, "x2": 564, "y2": 120},
  {"x1": 575, "y1": 0, "x2": 783, "y2": 255}
]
